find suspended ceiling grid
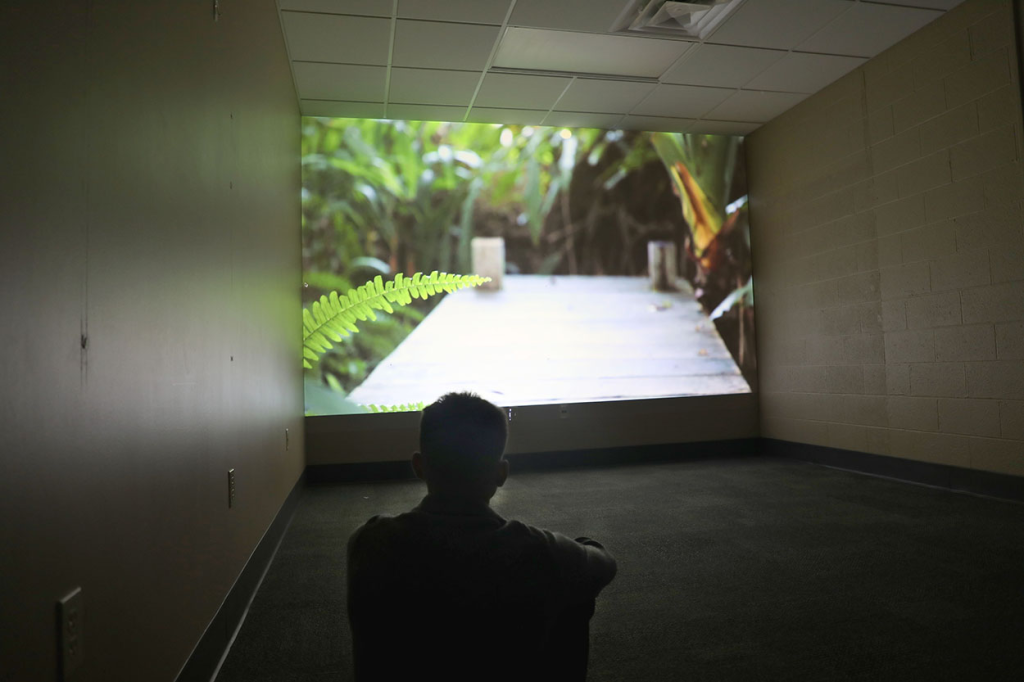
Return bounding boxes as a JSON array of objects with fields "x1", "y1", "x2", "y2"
[{"x1": 278, "y1": 0, "x2": 964, "y2": 132}]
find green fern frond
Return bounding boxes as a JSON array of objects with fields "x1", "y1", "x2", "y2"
[
  {"x1": 365, "y1": 401, "x2": 426, "y2": 413},
  {"x1": 303, "y1": 272, "x2": 491, "y2": 368}
]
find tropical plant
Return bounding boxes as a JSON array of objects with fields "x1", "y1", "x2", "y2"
[
  {"x1": 649, "y1": 132, "x2": 753, "y2": 375},
  {"x1": 300, "y1": 119, "x2": 605, "y2": 408},
  {"x1": 366, "y1": 402, "x2": 426, "y2": 413},
  {"x1": 301, "y1": 118, "x2": 757, "y2": 404},
  {"x1": 302, "y1": 271, "x2": 490, "y2": 413},
  {"x1": 301, "y1": 118, "x2": 606, "y2": 279},
  {"x1": 650, "y1": 132, "x2": 741, "y2": 279},
  {"x1": 302, "y1": 271, "x2": 491, "y2": 369}
]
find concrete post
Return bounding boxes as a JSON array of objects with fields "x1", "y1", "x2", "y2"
[
  {"x1": 648, "y1": 240, "x2": 678, "y2": 291},
  {"x1": 471, "y1": 237, "x2": 504, "y2": 290}
]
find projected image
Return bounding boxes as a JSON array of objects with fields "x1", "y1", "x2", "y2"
[{"x1": 302, "y1": 118, "x2": 754, "y2": 416}]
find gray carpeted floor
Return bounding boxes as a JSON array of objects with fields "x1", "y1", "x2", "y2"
[{"x1": 216, "y1": 456, "x2": 1024, "y2": 681}]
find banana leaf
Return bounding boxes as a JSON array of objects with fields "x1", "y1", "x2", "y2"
[{"x1": 650, "y1": 132, "x2": 738, "y2": 269}]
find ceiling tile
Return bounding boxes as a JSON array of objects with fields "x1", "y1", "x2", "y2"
[
  {"x1": 543, "y1": 111, "x2": 625, "y2": 129},
  {"x1": 705, "y1": 90, "x2": 808, "y2": 123},
  {"x1": 745, "y1": 53, "x2": 865, "y2": 93},
  {"x1": 620, "y1": 115, "x2": 694, "y2": 132},
  {"x1": 475, "y1": 73, "x2": 571, "y2": 110},
  {"x1": 301, "y1": 100, "x2": 386, "y2": 118},
  {"x1": 797, "y1": 3, "x2": 942, "y2": 57},
  {"x1": 631, "y1": 84, "x2": 734, "y2": 118},
  {"x1": 554, "y1": 79, "x2": 656, "y2": 114},
  {"x1": 509, "y1": 0, "x2": 629, "y2": 33},
  {"x1": 282, "y1": 12, "x2": 391, "y2": 64},
  {"x1": 392, "y1": 20, "x2": 500, "y2": 71},
  {"x1": 386, "y1": 104, "x2": 468, "y2": 121},
  {"x1": 398, "y1": 0, "x2": 511, "y2": 25},
  {"x1": 494, "y1": 27, "x2": 693, "y2": 78},
  {"x1": 690, "y1": 120, "x2": 761, "y2": 135},
  {"x1": 706, "y1": 0, "x2": 852, "y2": 51},
  {"x1": 293, "y1": 63, "x2": 386, "y2": 101},
  {"x1": 279, "y1": 0, "x2": 392, "y2": 16},
  {"x1": 389, "y1": 68, "x2": 481, "y2": 106},
  {"x1": 661, "y1": 44, "x2": 786, "y2": 88},
  {"x1": 467, "y1": 108, "x2": 548, "y2": 125}
]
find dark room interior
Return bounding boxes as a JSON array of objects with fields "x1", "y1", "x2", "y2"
[{"x1": 3, "y1": 1, "x2": 1024, "y2": 681}]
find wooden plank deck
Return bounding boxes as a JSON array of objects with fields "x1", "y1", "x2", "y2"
[{"x1": 347, "y1": 275, "x2": 750, "y2": 408}]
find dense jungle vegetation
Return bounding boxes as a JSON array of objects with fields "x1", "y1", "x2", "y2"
[{"x1": 301, "y1": 118, "x2": 753, "y2": 413}]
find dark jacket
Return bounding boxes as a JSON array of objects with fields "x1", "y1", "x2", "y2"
[{"x1": 347, "y1": 493, "x2": 617, "y2": 681}]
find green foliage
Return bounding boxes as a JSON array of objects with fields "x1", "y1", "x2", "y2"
[
  {"x1": 649, "y1": 132, "x2": 754, "y2": 378},
  {"x1": 651, "y1": 132, "x2": 738, "y2": 217},
  {"x1": 302, "y1": 270, "x2": 353, "y2": 293},
  {"x1": 710, "y1": 277, "x2": 753, "y2": 320},
  {"x1": 365, "y1": 402, "x2": 426, "y2": 413},
  {"x1": 300, "y1": 119, "x2": 605, "y2": 410},
  {"x1": 301, "y1": 117, "x2": 756, "y2": 405},
  {"x1": 301, "y1": 117, "x2": 605, "y2": 277},
  {"x1": 302, "y1": 271, "x2": 491, "y2": 369}
]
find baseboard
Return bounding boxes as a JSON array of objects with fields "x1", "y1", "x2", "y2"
[
  {"x1": 175, "y1": 471, "x2": 306, "y2": 682},
  {"x1": 764, "y1": 438, "x2": 1024, "y2": 504},
  {"x1": 305, "y1": 438, "x2": 761, "y2": 484},
  {"x1": 509, "y1": 437, "x2": 760, "y2": 472}
]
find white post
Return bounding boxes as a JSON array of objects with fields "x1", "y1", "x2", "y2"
[
  {"x1": 471, "y1": 237, "x2": 504, "y2": 290},
  {"x1": 648, "y1": 240, "x2": 678, "y2": 291}
]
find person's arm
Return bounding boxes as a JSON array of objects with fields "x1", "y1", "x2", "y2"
[
  {"x1": 573, "y1": 536, "x2": 617, "y2": 594},
  {"x1": 539, "y1": 528, "x2": 618, "y2": 599}
]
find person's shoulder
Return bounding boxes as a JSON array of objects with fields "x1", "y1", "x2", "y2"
[{"x1": 348, "y1": 513, "x2": 397, "y2": 546}]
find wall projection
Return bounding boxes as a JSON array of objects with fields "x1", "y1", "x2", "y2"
[{"x1": 301, "y1": 119, "x2": 754, "y2": 416}]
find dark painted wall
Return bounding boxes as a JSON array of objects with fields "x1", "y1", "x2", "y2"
[{"x1": 0, "y1": 2, "x2": 304, "y2": 680}]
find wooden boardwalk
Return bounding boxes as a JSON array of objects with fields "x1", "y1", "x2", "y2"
[{"x1": 347, "y1": 275, "x2": 750, "y2": 408}]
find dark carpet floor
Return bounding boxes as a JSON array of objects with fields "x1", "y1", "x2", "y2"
[{"x1": 215, "y1": 456, "x2": 1024, "y2": 681}]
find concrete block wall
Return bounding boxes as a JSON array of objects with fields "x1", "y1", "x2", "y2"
[{"x1": 747, "y1": 0, "x2": 1024, "y2": 477}]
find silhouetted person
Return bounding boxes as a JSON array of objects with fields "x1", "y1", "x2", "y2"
[{"x1": 347, "y1": 392, "x2": 617, "y2": 682}]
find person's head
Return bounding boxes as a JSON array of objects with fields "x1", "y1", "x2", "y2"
[{"x1": 412, "y1": 392, "x2": 509, "y2": 500}]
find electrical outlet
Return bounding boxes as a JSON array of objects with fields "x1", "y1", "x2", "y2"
[
  {"x1": 559, "y1": 404, "x2": 569, "y2": 419},
  {"x1": 228, "y1": 469, "x2": 235, "y2": 508},
  {"x1": 57, "y1": 587, "x2": 83, "y2": 680}
]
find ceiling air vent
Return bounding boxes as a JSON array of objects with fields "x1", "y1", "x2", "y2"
[{"x1": 612, "y1": 0, "x2": 744, "y2": 40}]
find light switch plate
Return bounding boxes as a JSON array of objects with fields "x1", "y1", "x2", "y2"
[{"x1": 57, "y1": 587, "x2": 83, "y2": 680}]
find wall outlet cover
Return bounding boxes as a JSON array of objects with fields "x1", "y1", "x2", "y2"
[{"x1": 57, "y1": 587, "x2": 84, "y2": 680}]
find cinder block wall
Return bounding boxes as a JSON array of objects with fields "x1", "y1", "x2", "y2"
[{"x1": 747, "y1": 0, "x2": 1024, "y2": 477}]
